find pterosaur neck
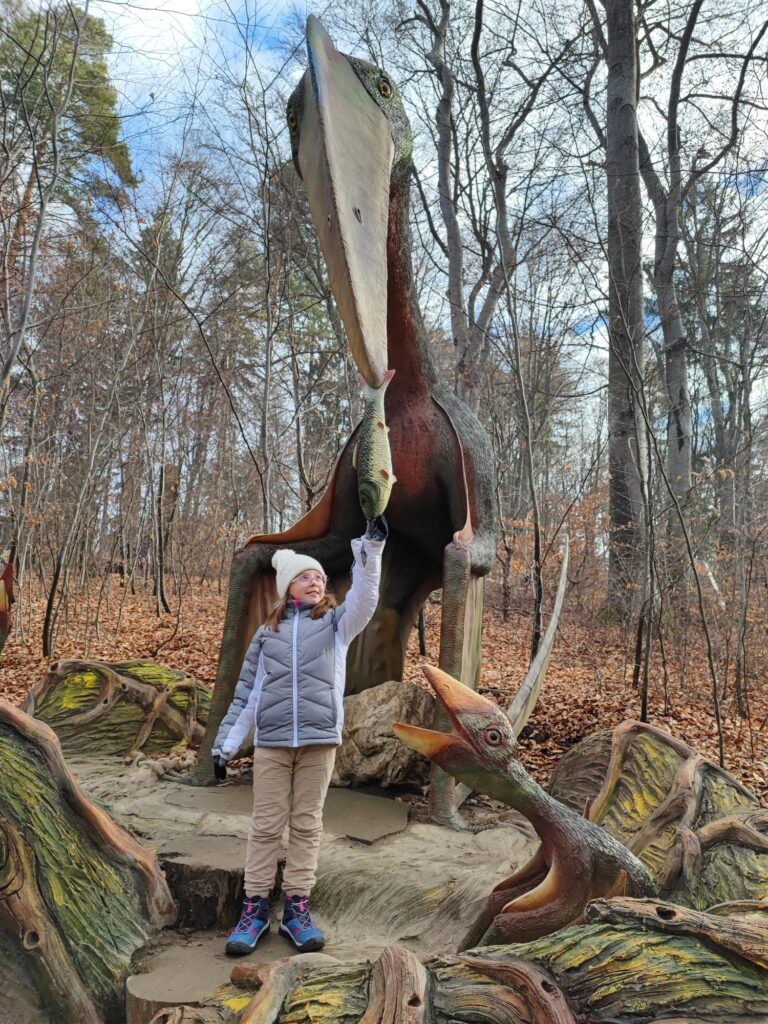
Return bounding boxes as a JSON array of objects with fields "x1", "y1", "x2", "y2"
[
  {"x1": 387, "y1": 184, "x2": 439, "y2": 395},
  {"x1": 495, "y1": 770, "x2": 563, "y2": 835}
]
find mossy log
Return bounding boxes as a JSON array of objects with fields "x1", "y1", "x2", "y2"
[
  {"x1": 0, "y1": 700, "x2": 176, "y2": 1024},
  {"x1": 548, "y1": 720, "x2": 768, "y2": 908},
  {"x1": 25, "y1": 659, "x2": 211, "y2": 758},
  {"x1": 165, "y1": 901, "x2": 768, "y2": 1023}
]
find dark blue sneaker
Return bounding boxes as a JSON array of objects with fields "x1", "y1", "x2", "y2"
[
  {"x1": 225, "y1": 896, "x2": 270, "y2": 955},
  {"x1": 279, "y1": 895, "x2": 325, "y2": 952}
]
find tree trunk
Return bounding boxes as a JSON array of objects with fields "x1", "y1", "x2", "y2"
[
  {"x1": 657, "y1": 276, "x2": 692, "y2": 506},
  {"x1": 605, "y1": 0, "x2": 647, "y2": 616}
]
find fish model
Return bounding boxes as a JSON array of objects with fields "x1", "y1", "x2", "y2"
[{"x1": 353, "y1": 369, "x2": 396, "y2": 521}]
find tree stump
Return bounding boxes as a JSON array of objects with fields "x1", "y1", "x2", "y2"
[
  {"x1": 0, "y1": 700, "x2": 175, "y2": 1024},
  {"x1": 25, "y1": 659, "x2": 210, "y2": 758}
]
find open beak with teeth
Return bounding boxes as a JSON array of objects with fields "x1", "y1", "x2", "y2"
[
  {"x1": 392, "y1": 665, "x2": 509, "y2": 777},
  {"x1": 298, "y1": 15, "x2": 393, "y2": 389}
]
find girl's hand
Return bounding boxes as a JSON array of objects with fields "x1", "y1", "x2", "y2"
[
  {"x1": 213, "y1": 756, "x2": 228, "y2": 781},
  {"x1": 365, "y1": 514, "x2": 388, "y2": 541}
]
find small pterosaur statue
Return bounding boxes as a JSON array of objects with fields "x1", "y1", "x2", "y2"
[
  {"x1": 394, "y1": 665, "x2": 657, "y2": 945},
  {"x1": 196, "y1": 18, "x2": 496, "y2": 825}
]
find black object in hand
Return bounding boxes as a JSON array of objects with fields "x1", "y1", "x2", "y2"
[
  {"x1": 365, "y1": 514, "x2": 388, "y2": 541},
  {"x1": 213, "y1": 756, "x2": 227, "y2": 781}
]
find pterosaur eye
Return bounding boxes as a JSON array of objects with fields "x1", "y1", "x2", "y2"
[
  {"x1": 378, "y1": 77, "x2": 392, "y2": 98},
  {"x1": 287, "y1": 110, "x2": 298, "y2": 130},
  {"x1": 484, "y1": 727, "x2": 503, "y2": 746}
]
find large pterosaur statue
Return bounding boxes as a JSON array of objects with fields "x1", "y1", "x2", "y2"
[{"x1": 195, "y1": 18, "x2": 495, "y2": 825}]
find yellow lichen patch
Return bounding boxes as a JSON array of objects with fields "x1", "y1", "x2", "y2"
[
  {"x1": 36, "y1": 670, "x2": 101, "y2": 720},
  {"x1": 215, "y1": 985, "x2": 253, "y2": 1014},
  {"x1": 601, "y1": 733, "x2": 681, "y2": 842},
  {"x1": 514, "y1": 922, "x2": 768, "y2": 1017},
  {"x1": 121, "y1": 661, "x2": 187, "y2": 688},
  {"x1": 280, "y1": 964, "x2": 370, "y2": 1023},
  {"x1": 698, "y1": 768, "x2": 758, "y2": 825}
]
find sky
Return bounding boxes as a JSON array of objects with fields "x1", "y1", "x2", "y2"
[{"x1": 90, "y1": 0, "x2": 301, "y2": 169}]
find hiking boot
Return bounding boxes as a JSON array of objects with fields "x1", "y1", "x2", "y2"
[
  {"x1": 279, "y1": 895, "x2": 325, "y2": 952},
  {"x1": 225, "y1": 896, "x2": 270, "y2": 955}
]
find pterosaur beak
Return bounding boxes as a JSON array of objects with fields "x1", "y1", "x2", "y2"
[
  {"x1": 391, "y1": 721, "x2": 455, "y2": 759},
  {"x1": 299, "y1": 16, "x2": 392, "y2": 388},
  {"x1": 421, "y1": 664, "x2": 494, "y2": 725},
  {"x1": 392, "y1": 665, "x2": 491, "y2": 762}
]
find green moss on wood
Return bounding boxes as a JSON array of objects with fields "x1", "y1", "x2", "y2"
[
  {"x1": 698, "y1": 768, "x2": 758, "y2": 826},
  {"x1": 675, "y1": 844, "x2": 768, "y2": 910},
  {"x1": 0, "y1": 724, "x2": 150, "y2": 1019},
  {"x1": 30, "y1": 660, "x2": 210, "y2": 757}
]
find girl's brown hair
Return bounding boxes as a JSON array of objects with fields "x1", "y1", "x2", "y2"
[{"x1": 264, "y1": 590, "x2": 337, "y2": 631}]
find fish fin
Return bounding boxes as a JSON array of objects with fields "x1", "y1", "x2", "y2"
[
  {"x1": 377, "y1": 420, "x2": 386, "y2": 428},
  {"x1": 380, "y1": 469, "x2": 391, "y2": 480},
  {"x1": 352, "y1": 443, "x2": 359, "y2": 470},
  {"x1": 382, "y1": 368, "x2": 396, "y2": 387}
]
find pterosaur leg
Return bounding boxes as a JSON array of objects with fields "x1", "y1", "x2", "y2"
[
  {"x1": 450, "y1": 536, "x2": 570, "y2": 808},
  {"x1": 429, "y1": 539, "x2": 485, "y2": 828}
]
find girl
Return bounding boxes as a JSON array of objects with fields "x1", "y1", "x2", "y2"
[{"x1": 212, "y1": 519, "x2": 387, "y2": 955}]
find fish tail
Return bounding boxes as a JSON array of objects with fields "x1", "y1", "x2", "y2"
[{"x1": 358, "y1": 368, "x2": 395, "y2": 397}]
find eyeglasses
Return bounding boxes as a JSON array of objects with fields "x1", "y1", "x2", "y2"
[{"x1": 295, "y1": 573, "x2": 327, "y2": 584}]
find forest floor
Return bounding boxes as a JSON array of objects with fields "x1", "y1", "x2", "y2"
[{"x1": 1, "y1": 576, "x2": 766, "y2": 803}]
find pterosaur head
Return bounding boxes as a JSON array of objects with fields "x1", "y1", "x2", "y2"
[
  {"x1": 286, "y1": 17, "x2": 413, "y2": 388},
  {"x1": 393, "y1": 665, "x2": 529, "y2": 800}
]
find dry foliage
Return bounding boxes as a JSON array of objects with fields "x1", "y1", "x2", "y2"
[{"x1": 1, "y1": 576, "x2": 766, "y2": 803}]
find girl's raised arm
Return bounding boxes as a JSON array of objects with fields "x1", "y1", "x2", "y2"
[{"x1": 336, "y1": 532, "x2": 385, "y2": 647}]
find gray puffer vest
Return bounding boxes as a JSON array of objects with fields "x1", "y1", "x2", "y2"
[{"x1": 254, "y1": 602, "x2": 347, "y2": 746}]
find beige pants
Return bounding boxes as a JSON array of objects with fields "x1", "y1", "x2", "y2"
[{"x1": 244, "y1": 744, "x2": 336, "y2": 898}]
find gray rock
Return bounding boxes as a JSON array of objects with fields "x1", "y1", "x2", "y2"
[{"x1": 333, "y1": 679, "x2": 435, "y2": 788}]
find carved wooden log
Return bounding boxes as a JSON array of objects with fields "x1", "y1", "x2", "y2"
[
  {"x1": 148, "y1": 1010, "x2": 235, "y2": 1024},
  {"x1": 0, "y1": 700, "x2": 176, "y2": 1024},
  {"x1": 510, "y1": 913, "x2": 768, "y2": 1020},
  {"x1": 25, "y1": 659, "x2": 210, "y2": 758},
  {"x1": 205, "y1": 908, "x2": 768, "y2": 1022},
  {"x1": 549, "y1": 720, "x2": 767, "y2": 908},
  {"x1": 585, "y1": 896, "x2": 768, "y2": 969},
  {"x1": 358, "y1": 946, "x2": 428, "y2": 1024},
  {"x1": 236, "y1": 954, "x2": 341, "y2": 1024},
  {"x1": 452, "y1": 955, "x2": 575, "y2": 1023}
]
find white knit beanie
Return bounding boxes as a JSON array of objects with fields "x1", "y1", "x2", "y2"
[{"x1": 272, "y1": 549, "x2": 326, "y2": 598}]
